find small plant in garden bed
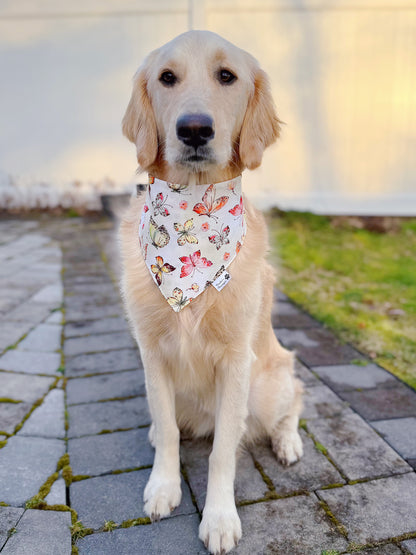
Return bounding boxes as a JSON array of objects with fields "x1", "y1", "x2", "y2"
[{"x1": 268, "y1": 211, "x2": 416, "y2": 389}]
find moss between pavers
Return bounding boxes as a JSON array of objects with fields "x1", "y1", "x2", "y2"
[
  {"x1": 13, "y1": 376, "x2": 60, "y2": 434},
  {"x1": 345, "y1": 531, "x2": 416, "y2": 552},
  {"x1": 0, "y1": 398, "x2": 23, "y2": 404},
  {"x1": 318, "y1": 499, "x2": 348, "y2": 539},
  {"x1": 300, "y1": 420, "x2": 348, "y2": 482}
]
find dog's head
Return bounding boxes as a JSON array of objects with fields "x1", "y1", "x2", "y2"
[{"x1": 123, "y1": 31, "x2": 280, "y2": 178}]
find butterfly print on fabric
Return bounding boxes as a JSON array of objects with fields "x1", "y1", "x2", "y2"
[
  {"x1": 152, "y1": 192, "x2": 171, "y2": 216},
  {"x1": 208, "y1": 225, "x2": 230, "y2": 250},
  {"x1": 174, "y1": 219, "x2": 199, "y2": 246},
  {"x1": 150, "y1": 256, "x2": 176, "y2": 286},
  {"x1": 179, "y1": 250, "x2": 213, "y2": 278},
  {"x1": 193, "y1": 184, "x2": 228, "y2": 222},
  {"x1": 149, "y1": 216, "x2": 170, "y2": 248},
  {"x1": 229, "y1": 196, "x2": 243, "y2": 217},
  {"x1": 167, "y1": 287, "x2": 191, "y2": 312},
  {"x1": 167, "y1": 182, "x2": 190, "y2": 194}
]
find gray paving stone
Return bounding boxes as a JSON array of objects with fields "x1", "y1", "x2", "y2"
[
  {"x1": 45, "y1": 310, "x2": 63, "y2": 325},
  {"x1": 275, "y1": 327, "x2": 365, "y2": 366},
  {"x1": 302, "y1": 384, "x2": 351, "y2": 419},
  {"x1": 274, "y1": 289, "x2": 289, "y2": 302},
  {"x1": 0, "y1": 372, "x2": 55, "y2": 403},
  {"x1": 0, "y1": 402, "x2": 31, "y2": 434},
  {"x1": 235, "y1": 494, "x2": 348, "y2": 554},
  {"x1": 65, "y1": 304, "x2": 122, "y2": 323},
  {"x1": 66, "y1": 370, "x2": 145, "y2": 404},
  {"x1": 64, "y1": 331, "x2": 135, "y2": 357},
  {"x1": 1, "y1": 509, "x2": 71, "y2": 555},
  {"x1": 180, "y1": 439, "x2": 269, "y2": 511},
  {"x1": 68, "y1": 429, "x2": 153, "y2": 476},
  {"x1": 0, "y1": 321, "x2": 32, "y2": 351},
  {"x1": 272, "y1": 301, "x2": 319, "y2": 328},
  {"x1": 294, "y1": 359, "x2": 320, "y2": 386},
  {"x1": 30, "y1": 283, "x2": 63, "y2": 304},
  {"x1": 251, "y1": 430, "x2": 344, "y2": 495},
  {"x1": 65, "y1": 349, "x2": 141, "y2": 377},
  {"x1": 77, "y1": 513, "x2": 205, "y2": 554},
  {"x1": 312, "y1": 363, "x2": 398, "y2": 391},
  {"x1": 318, "y1": 473, "x2": 416, "y2": 544},
  {"x1": 71, "y1": 470, "x2": 195, "y2": 529},
  {"x1": 64, "y1": 317, "x2": 128, "y2": 338},
  {"x1": 308, "y1": 412, "x2": 411, "y2": 481},
  {"x1": 372, "y1": 417, "x2": 416, "y2": 459},
  {"x1": 346, "y1": 546, "x2": 402, "y2": 555},
  {"x1": 64, "y1": 282, "x2": 117, "y2": 296},
  {"x1": 67, "y1": 397, "x2": 150, "y2": 437},
  {"x1": 338, "y1": 385, "x2": 416, "y2": 420},
  {"x1": 0, "y1": 507, "x2": 24, "y2": 550},
  {"x1": 17, "y1": 324, "x2": 61, "y2": 353},
  {"x1": 407, "y1": 459, "x2": 416, "y2": 470},
  {"x1": 0, "y1": 436, "x2": 65, "y2": 506},
  {"x1": 44, "y1": 478, "x2": 66, "y2": 506},
  {"x1": 0, "y1": 350, "x2": 61, "y2": 375},
  {"x1": 18, "y1": 389, "x2": 65, "y2": 438},
  {"x1": 6, "y1": 301, "x2": 56, "y2": 324},
  {"x1": 402, "y1": 539, "x2": 416, "y2": 554}
]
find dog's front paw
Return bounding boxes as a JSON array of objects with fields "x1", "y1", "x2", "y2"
[
  {"x1": 144, "y1": 472, "x2": 181, "y2": 521},
  {"x1": 272, "y1": 429, "x2": 303, "y2": 466},
  {"x1": 199, "y1": 505, "x2": 242, "y2": 554}
]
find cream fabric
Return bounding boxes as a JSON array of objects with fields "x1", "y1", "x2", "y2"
[{"x1": 138, "y1": 175, "x2": 246, "y2": 311}]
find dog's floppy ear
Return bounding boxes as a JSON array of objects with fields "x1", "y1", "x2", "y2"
[
  {"x1": 122, "y1": 66, "x2": 158, "y2": 169},
  {"x1": 239, "y1": 68, "x2": 281, "y2": 170}
]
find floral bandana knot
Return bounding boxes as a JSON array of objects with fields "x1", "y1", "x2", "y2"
[{"x1": 138, "y1": 175, "x2": 246, "y2": 311}]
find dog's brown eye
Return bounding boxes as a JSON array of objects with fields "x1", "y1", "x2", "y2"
[
  {"x1": 218, "y1": 69, "x2": 236, "y2": 85},
  {"x1": 160, "y1": 71, "x2": 177, "y2": 86}
]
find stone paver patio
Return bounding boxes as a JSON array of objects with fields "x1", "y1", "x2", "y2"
[{"x1": 0, "y1": 216, "x2": 415, "y2": 554}]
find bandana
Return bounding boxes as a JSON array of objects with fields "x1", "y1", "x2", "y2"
[{"x1": 138, "y1": 175, "x2": 246, "y2": 311}]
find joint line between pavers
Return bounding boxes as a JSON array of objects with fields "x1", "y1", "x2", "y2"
[
  {"x1": 299, "y1": 420, "x2": 349, "y2": 483},
  {"x1": 0, "y1": 503, "x2": 27, "y2": 553}
]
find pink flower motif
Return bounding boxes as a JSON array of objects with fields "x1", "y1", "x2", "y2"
[
  {"x1": 201, "y1": 222, "x2": 209, "y2": 231},
  {"x1": 223, "y1": 252, "x2": 230, "y2": 261},
  {"x1": 179, "y1": 201, "x2": 188, "y2": 210},
  {"x1": 143, "y1": 205, "x2": 149, "y2": 212}
]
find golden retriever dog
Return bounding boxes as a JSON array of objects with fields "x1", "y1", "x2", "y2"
[{"x1": 119, "y1": 30, "x2": 303, "y2": 554}]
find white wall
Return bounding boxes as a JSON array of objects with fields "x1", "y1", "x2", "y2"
[{"x1": 0, "y1": 0, "x2": 415, "y2": 214}]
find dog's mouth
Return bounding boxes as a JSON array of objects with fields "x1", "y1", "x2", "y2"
[{"x1": 177, "y1": 147, "x2": 216, "y2": 169}]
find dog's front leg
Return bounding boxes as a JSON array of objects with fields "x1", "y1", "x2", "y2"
[
  {"x1": 142, "y1": 351, "x2": 181, "y2": 520},
  {"x1": 199, "y1": 352, "x2": 251, "y2": 554}
]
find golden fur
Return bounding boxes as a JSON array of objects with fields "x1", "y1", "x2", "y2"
[{"x1": 119, "y1": 30, "x2": 302, "y2": 555}]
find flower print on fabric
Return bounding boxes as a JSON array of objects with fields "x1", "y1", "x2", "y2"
[{"x1": 138, "y1": 175, "x2": 246, "y2": 311}]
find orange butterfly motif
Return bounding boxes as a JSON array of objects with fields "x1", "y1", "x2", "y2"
[
  {"x1": 229, "y1": 196, "x2": 243, "y2": 217},
  {"x1": 193, "y1": 184, "x2": 228, "y2": 222},
  {"x1": 150, "y1": 256, "x2": 176, "y2": 286}
]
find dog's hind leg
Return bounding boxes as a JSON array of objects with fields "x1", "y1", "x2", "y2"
[{"x1": 141, "y1": 350, "x2": 182, "y2": 520}]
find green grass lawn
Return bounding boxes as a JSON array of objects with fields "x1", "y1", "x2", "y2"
[{"x1": 267, "y1": 211, "x2": 416, "y2": 390}]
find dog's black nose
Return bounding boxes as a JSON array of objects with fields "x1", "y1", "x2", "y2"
[{"x1": 176, "y1": 114, "x2": 215, "y2": 149}]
